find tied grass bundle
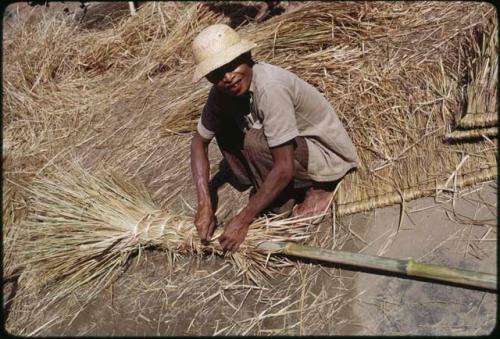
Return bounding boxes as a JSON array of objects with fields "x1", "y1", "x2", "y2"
[
  {"x1": 19, "y1": 167, "x2": 317, "y2": 309},
  {"x1": 450, "y1": 13, "x2": 498, "y2": 137}
]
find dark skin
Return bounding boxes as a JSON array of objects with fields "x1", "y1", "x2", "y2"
[
  {"x1": 191, "y1": 56, "x2": 295, "y2": 251},
  {"x1": 191, "y1": 133, "x2": 294, "y2": 251}
]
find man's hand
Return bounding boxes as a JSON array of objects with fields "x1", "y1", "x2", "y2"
[
  {"x1": 219, "y1": 213, "x2": 252, "y2": 252},
  {"x1": 218, "y1": 141, "x2": 296, "y2": 252},
  {"x1": 194, "y1": 204, "x2": 216, "y2": 244}
]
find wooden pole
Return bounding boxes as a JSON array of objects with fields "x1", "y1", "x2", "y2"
[{"x1": 257, "y1": 241, "x2": 496, "y2": 291}]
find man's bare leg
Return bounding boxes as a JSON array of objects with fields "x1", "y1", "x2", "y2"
[{"x1": 292, "y1": 186, "x2": 334, "y2": 218}]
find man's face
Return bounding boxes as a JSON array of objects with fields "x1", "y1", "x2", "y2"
[{"x1": 205, "y1": 56, "x2": 252, "y2": 97}]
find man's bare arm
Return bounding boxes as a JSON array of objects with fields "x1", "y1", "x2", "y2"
[
  {"x1": 219, "y1": 141, "x2": 295, "y2": 251},
  {"x1": 190, "y1": 132, "x2": 216, "y2": 243}
]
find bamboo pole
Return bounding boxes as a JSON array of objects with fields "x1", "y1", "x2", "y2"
[{"x1": 257, "y1": 241, "x2": 497, "y2": 291}]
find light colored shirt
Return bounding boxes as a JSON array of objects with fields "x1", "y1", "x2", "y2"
[{"x1": 197, "y1": 62, "x2": 359, "y2": 182}]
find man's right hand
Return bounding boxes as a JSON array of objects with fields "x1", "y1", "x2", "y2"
[{"x1": 194, "y1": 204, "x2": 216, "y2": 244}]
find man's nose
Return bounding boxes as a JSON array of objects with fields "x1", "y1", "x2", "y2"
[{"x1": 222, "y1": 72, "x2": 234, "y2": 84}]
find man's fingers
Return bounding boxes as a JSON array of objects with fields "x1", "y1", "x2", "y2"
[
  {"x1": 220, "y1": 239, "x2": 240, "y2": 253},
  {"x1": 231, "y1": 241, "x2": 242, "y2": 252},
  {"x1": 218, "y1": 236, "x2": 243, "y2": 252},
  {"x1": 194, "y1": 223, "x2": 204, "y2": 239},
  {"x1": 195, "y1": 222, "x2": 206, "y2": 238},
  {"x1": 218, "y1": 235, "x2": 226, "y2": 248},
  {"x1": 207, "y1": 219, "x2": 216, "y2": 238},
  {"x1": 219, "y1": 236, "x2": 233, "y2": 252},
  {"x1": 201, "y1": 225, "x2": 209, "y2": 240},
  {"x1": 195, "y1": 221, "x2": 211, "y2": 243}
]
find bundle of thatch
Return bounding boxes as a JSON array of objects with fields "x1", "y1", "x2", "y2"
[
  {"x1": 17, "y1": 166, "x2": 318, "y2": 312},
  {"x1": 446, "y1": 14, "x2": 498, "y2": 141},
  {"x1": 160, "y1": 1, "x2": 497, "y2": 215}
]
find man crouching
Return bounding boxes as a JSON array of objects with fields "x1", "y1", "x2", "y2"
[{"x1": 190, "y1": 24, "x2": 359, "y2": 252}]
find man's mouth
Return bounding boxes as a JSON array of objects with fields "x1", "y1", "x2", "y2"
[{"x1": 229, "y1": 78, "x2": 242, "y2": 92}]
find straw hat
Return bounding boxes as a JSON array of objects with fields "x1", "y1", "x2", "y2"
[{"x1": 192, "y1": 24, "x2": 257, "y2": 82}]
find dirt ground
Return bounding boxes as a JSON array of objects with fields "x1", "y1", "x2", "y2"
[
  {"x1": 339, "y1": 182, "x2": 497, "y2": 335},
  {"x1": 2, "y1": 2, "x2": 497, "y2": 336}
]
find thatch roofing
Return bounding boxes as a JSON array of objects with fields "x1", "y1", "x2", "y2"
[{"x1": 162, "y1": 2, "x2": 498, "y2": 214}]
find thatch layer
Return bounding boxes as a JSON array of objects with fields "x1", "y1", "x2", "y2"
[
  {"x1": 161, "y1": 1, "x2": 497, "y2": 213},
  {"x1": 459, "y1": 14, "x2": 498, "y2": 130},
  {"x1": 337, "y1": 166, "x2": 497, "y2": 216}
]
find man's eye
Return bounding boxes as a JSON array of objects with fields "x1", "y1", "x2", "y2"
[{"x1": 207, "y1": 71, "x2": 222, "y2": 83}]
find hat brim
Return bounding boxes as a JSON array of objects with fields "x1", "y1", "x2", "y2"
[{"x1": 192, "y1": 39, "x2": 257, "y2": 82}]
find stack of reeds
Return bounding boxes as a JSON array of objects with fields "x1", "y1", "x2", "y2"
[{"x1": 446, "y1": 14, "x2": 498, "y2": 141}]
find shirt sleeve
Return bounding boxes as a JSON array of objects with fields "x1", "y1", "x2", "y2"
[
  {"x1": 196, "y1": 86, "x2": 219, "y2": 140},
  {"x1": 258, "y1": 83, "x2": 300, "y2": 147}
]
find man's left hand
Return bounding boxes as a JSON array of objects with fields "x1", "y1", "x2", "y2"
[{"x1": 219, "y1": 213, "x2": 252, "y2": 252}]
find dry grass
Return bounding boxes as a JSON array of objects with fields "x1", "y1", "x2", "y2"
[
  {"x1": 2, "y1": 3, "x2": 224, "y2": 333},
  {"x1": 10, "y1": 165, "x2": 325, "y2": 330},
  {"x1": 447, "y1": 13, "x2": 498, "y2": 141},
  {"x1": 2, "y1": 1, "x2": 497, "y2": 336},
  {"x1": 15, "y1": 249, "x2": 356, "y2": 336},
  {"x1": 159, "y1": 1, "x2": 498, "y2": 214}
]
